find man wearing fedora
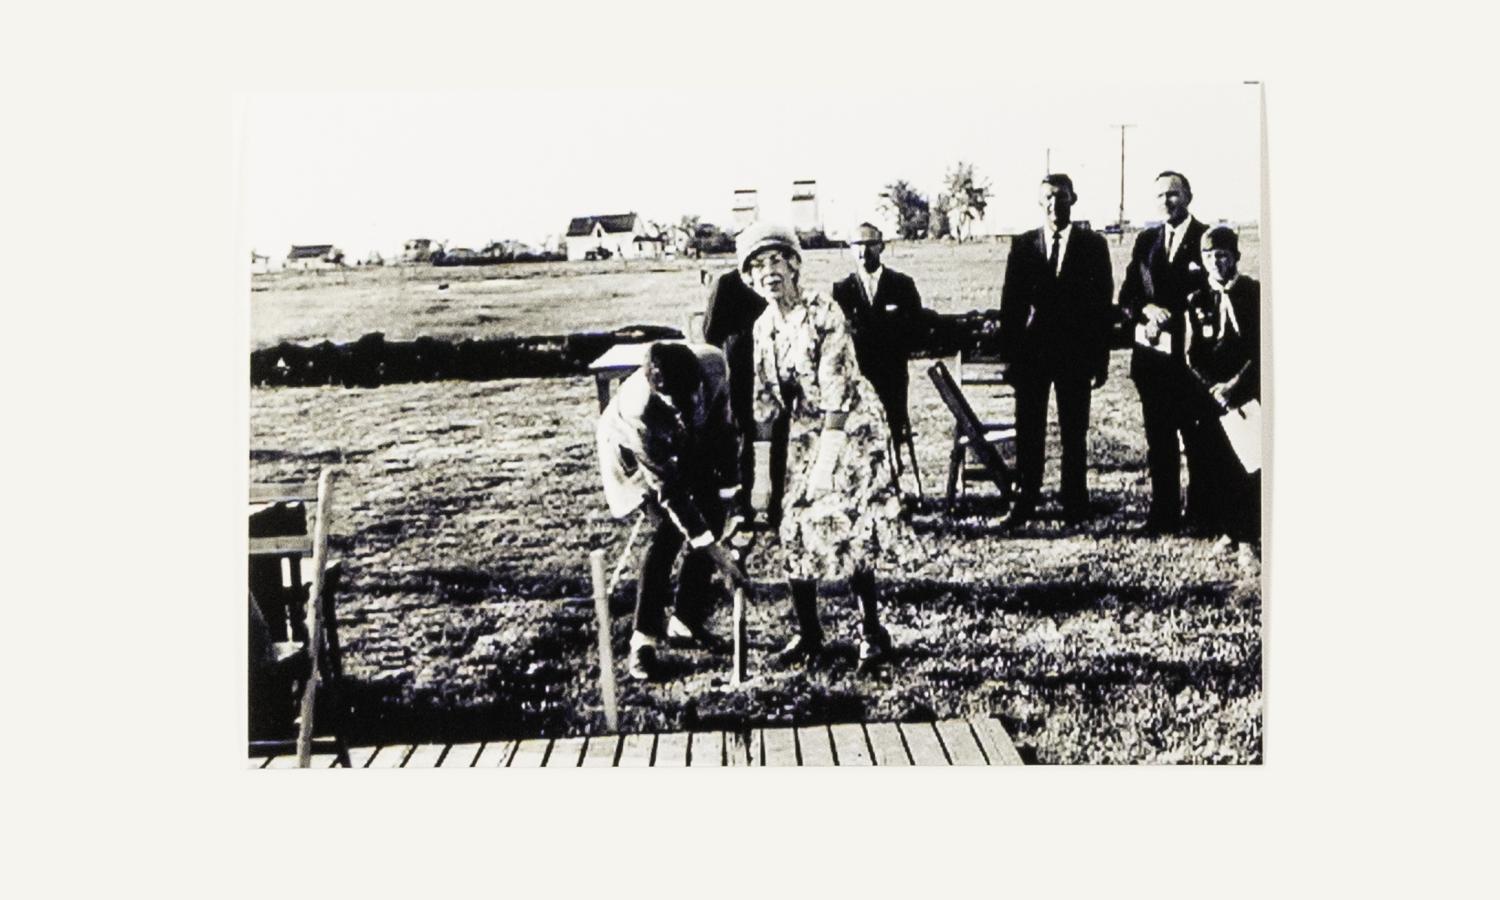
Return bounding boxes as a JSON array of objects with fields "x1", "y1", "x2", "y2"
[
  {"x1": 830, "y1": 222, "x2": 926, "y2": 474},
  {"x1": 997, "y1": 174, "x2": 1115, "y2": 524}
]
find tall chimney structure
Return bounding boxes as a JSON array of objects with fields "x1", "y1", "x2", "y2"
[
  {"x1": 732, "y1": 189, "x2": 759, "y2": 231},
  {"x1": 791, "y1": 179, "x2": 820, "y2": 232}
]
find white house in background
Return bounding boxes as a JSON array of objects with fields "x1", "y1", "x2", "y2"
[
  {"x1": 285, "y1": 244, "x2": 342, "y2": 270},
  {"x1": 564, "y1": 213, "x2": 662, "y2": 261}
]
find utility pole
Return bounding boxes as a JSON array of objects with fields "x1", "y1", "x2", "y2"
[
  {"x1": 1046, "y1": 147, "x2": 1051, "y2": 174},
  {"x1": 1112, "y1": 124, "x2": 1135, "y2": 243}
]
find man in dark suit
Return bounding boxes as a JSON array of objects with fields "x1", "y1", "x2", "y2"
[
  {"x1": 830, "y1": 223, "x2": 926, "y2": 465},
  {"x1": 1118, "y1": 170, "x2": 1210, "y2": 532},
  {"x1": 997, "y1": 174, "x2": 1115, "y2": 523},
  {"x1": 702, "y1": 267, "x2": 788, "y2": 523}
]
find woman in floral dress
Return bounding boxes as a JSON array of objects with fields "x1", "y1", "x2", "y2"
[{"x1": 740, "y1": 222, "x2": 903, "y2": 672}]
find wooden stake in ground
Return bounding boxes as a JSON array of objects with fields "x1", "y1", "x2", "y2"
[
  {"x1": 731, "y1": 586, "x2": 748, "y2": 686},
  {"x1": 297, "y1": 467, "x2": 337, "y2": 768},
  {"x1": 589, "y1": 549, "x2": 620, "y2": 732}
]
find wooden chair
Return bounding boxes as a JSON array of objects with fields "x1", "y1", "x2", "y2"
[
  {"x1": 248, "y1": 470, "x2": 350, "y2": 768},
  {"x1": 927, "y1": 360, "x2": 1017, "y2": 513},
  {"x1": 954, "y1": 347, "x2": 1011, "y2": 389}
]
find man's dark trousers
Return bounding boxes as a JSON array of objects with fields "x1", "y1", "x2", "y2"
[
  {"x1": 635, "y1": 487, "x2": 726, "y2": 639},
  {"x1": 1013, "y1": 364, "x2": 1092, "y2": 513}
]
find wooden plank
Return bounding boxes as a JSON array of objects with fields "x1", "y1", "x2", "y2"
[
  {"x1": 250, "y1": 482, "x2": 318, "y2": 503},
  {"x1": 264, "y1": 754, "x2": 300, "y2": 769},
  {"x1": 509, "y1": 738, "x2": 550, "y2": 767},
  {"x1": 970, "y1": 717, "x2": 1024, "y2": 766},
  {"x1": 935, "y1": 719, "x2": 988, "y2": 766},
  {"x1": 438, "y1": 743, "x2": 483, "y2": 768},
  {"x1": 900, "y1": 723, "x2": 950, "y2": 766},
  {"x1": 471, "y1": 741, "x2": 514, "y2": 767},
  {"x1": 654, "y1": 732, "x2": 689, "y2": 767},
  {"x1": 581, "y1": 735, "x2": 620, "y2": 768},
  {"x1": 689, "y1": 731, "x2": 723, "y2": 767},
  {"x1": 726, "y1": 731, "x2": 754, "y2": 767},
  {"x1": 547, "y1": 737, "x2": 587, "y2": 768},
  {"x1": 762, "y1": 727, "x2": 798, "y2": 767},
  {"x1": 368, "y1": 745, "x2": 413, "y2": 768},
  {"x1": 617, "y1": 734, "x2": 655, "y2": 767},
  {"x1": 829, "y1": 723, "x2": 872, "y2": 766},
  {"x1": 796, "y1": 726, "x2": 835, "y2": 767},
  {"x1": 249, "y1": 536, "x2": 313, "y2": 557},
  {"x1": 347, "y1": 745, "x2": 379, "y2": 769},
  {"x1": 405, "y1": 744, "x2": 447, "y2": 768},
  {"x1": 865, "y1": 723, "x2": 911, "y2": 767}
]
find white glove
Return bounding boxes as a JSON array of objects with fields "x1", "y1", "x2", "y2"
[
  {"x1": 750, "y1": 441, "x2": 773, "y2": 513},
  {"x1": 808, "y1": 429, "x2": 846, "y2": 497}
]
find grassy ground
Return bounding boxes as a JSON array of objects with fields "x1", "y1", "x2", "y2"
[{"x1": 250, "y1": 235, "x2": 1262, "y2": 764}]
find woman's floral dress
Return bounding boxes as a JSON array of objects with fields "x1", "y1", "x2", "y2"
[{"x1": 752, "y1": 288, "x2": 904, "y2": 581}]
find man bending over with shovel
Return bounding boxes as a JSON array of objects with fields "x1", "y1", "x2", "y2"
[{"x1": 597, "y1": 341, "x2": 750, "y2": 680}]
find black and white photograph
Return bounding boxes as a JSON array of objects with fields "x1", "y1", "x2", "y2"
[
  {"x1": 12, "y1": 3, "x2": 1496, "y2": 895},
  {"x1": 244, "y1": 83, "x2": 1265, "y2": 767}
]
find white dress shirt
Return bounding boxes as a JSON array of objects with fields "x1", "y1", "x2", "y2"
[{"x1": 860, "y1": 264, "x2": 884, "y2": 303}]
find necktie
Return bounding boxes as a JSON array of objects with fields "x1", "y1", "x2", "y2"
[
  {"x1": 1165, "y1": 227, "x2": 1178, "y2": 262},
  {"x1": 1050, "y1": 230, "x2": 1062, "y2": 275}
]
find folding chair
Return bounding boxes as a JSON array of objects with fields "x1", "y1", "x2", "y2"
[
  {"x1": 927, "y1": 360, "x2": 1017, "y2": 513},
  {"x1": 248, "y1": 469, "x2": 350, "y2": 768}
]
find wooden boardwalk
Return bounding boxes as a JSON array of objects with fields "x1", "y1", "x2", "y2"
[{"x1": 254, "y1": 717, "x2": 1024, "y2": 768}]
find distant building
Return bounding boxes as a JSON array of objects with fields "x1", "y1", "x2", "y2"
[
  {"x1": 481, "y1": 239, "x2": 535, "y2": 260},
  {"x1": 564, "y1": 213, "x2": 661, "y2": 261},
  {"x1": 731, "y1": 189, "x2": 759, "y2": 232},
  {"x1": 402, "y1": 238, "x2": 436, "y2": 263},
  {"x1": 791, "y1": 179, "x2": 821, "y2": 233},
  {"x1": 286, "y1": 244, "x2": 342, "y2": 270}
]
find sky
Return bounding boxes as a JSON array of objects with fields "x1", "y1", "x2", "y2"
[{"x1": 239, "y1": 83, "x2": 1261, "y2": 260}]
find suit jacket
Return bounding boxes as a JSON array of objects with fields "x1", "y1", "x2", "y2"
[
  {"x1": 830, "y1": 266, "x2": 924, "y2": 394},
  {"x1": 1184, "y1": 276, "x2": 1260, "y2": 413},
  {"x1": 998, "y1": 225, "x2": 1115, "y2": 378},
  {"x1": 702, "y1": 269, "x2": 767, "y2": 429},
  {"x1": 1118, "y1": 217, "x2": 1209, "y2": 376},
  {"x1": 597, "y1": 343, "x2": 737, "y2": 536}
]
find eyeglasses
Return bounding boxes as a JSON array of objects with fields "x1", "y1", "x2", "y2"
[{"x1": 747, "y1": 250, "x2": 793, "y2": 274}]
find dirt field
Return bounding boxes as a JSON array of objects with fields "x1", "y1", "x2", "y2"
[{"x1": 250, "y1": 235, "x2": 1263, "y2": 764}]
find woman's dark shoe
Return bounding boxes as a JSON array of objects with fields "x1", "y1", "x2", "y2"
[{"x1": 627, "y1": 644, "x2": 660, "y2": 681}]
